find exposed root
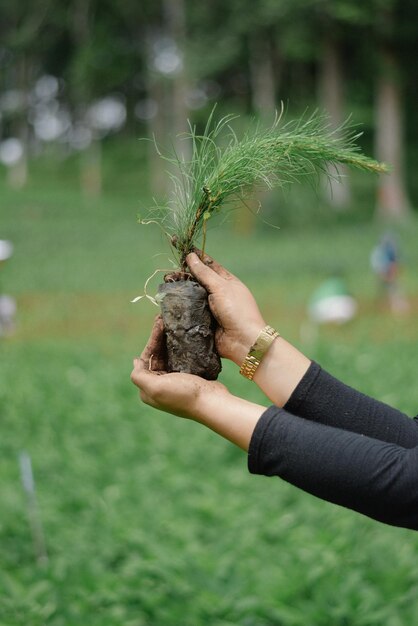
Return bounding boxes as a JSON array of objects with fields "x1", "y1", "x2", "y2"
[
  {"x1": 163, "y1": 271, "x2": 194, "y2": 283},
  {"x1": 131, "y1": 267, "x2": 175, "y2": 306}
]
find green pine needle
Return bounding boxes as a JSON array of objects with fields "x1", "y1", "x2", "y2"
[{"x1": 145, "y1": 108, "x2": 387, "y2": 269}]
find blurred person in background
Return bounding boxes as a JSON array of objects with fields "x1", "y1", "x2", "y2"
[
  {"x1": 370, "y1": 232, "x2": 409, "y2": 315},
  {"x1": 132, "y1": 251, "x2": 418, "y2": 532}
]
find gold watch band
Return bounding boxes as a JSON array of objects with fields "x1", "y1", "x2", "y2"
[{"x1": 239, "y1": 325, "x2": 280, "y2": 380}]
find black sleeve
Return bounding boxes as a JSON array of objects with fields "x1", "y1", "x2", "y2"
[
  {"x1": 248, "y1": 407, "x2": 418, "y2": 530},
  {"x1": 284, "y1": 362, "x2": 418, "y2": 449}
]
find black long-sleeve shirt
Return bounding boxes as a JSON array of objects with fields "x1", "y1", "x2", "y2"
[{"x1": 248, "y1": 362, "x2": 418, "y2": 530}]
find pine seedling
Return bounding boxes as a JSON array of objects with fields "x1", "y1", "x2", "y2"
[
  {"x1": 145, "y1": 108, "x2": 387, "y2": 270},
  {"x1": 137, "y1": 108, "x2": 387, "y2": 380}
]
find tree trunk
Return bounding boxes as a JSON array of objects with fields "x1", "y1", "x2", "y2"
[
  {"x1": 144, "y1": 67, "x2": 169, "y2": 196},
  {"x1": 81, "y1": 140, "x2": 102, "y2": 198},
  {"x1": 8, "y1": 55, "x2": 30, "y2": 189},
  {"x1": 248, "y1": 31, "x2": 277, "y2": 121},
  {"x1": 239, "y1": 30, "x2": 278, "y2": 235},
  {"x1": 162, "y1": 0, "x2": 190, "y2": 160},
  {"x1": 374, "y1": 46, "x2": 410, "y2": 220},
  {"x1": 71, "y1": 0, "x2": 102, "y2": 197},
  {"x1": 318, "y1": 36, "x2": 351, "y2": 209},
  {"x1": 143, "y1": 0, "x2": 190, "y2": 195},
  {"x1": 142, "y1": 23, "x2": 168, "y2": 195}
]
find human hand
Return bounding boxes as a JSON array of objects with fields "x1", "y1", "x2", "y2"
[
  {"x1": 131, "y1": 315, "x2": 230, "y2": 420},
  {"x1": 186, "y1": 251, "x2": 266, "y2": 365}
]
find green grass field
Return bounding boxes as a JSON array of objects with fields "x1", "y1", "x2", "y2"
[{"x1": 1, "y1": 157, "x2": 418, "y2": 625}]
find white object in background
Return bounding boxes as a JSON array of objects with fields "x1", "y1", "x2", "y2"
[
  {"x1": 19, "y1": 451, "x2": 49, "y2": 565},
  {"x1": 0, "y1": 139, "x2": 24, "y2": 167},
  {"x1": 308, "y1": 277, "x2": 357, "y2": 325},
  {"x1": 0, "y1": 239, "x2": 13, "y2": 261},
  {"x1": 309, "y1": 294, "x2": 357, "y2": 324},
  {"x1": 87, "y1": 97, "x2": 127, "y2": 133},
  {"x1": 0, "y1": 294, "x2": 16, "y2": 336}
]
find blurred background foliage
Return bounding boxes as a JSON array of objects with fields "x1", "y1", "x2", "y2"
[
  {"x1": 1, "y1": 1, "x2": 418, "y2": 624},
  {"x1": 1, "y1": 0, "x2": 418, "y2": 218}
]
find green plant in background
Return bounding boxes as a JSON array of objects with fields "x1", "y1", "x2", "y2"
[
  {"x1": 145, "y1": 108, "x2": 388, "y2": 271},
  {"x1": 2, "y1": 164, "x2": 418, "y2": 624}
]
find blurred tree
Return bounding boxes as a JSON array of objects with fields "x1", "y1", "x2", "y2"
[
  {"x1": 117, "y1": 0, "x2": 191, "y2": 194},
  {"x1": 185, "y1": 0, "x2": 298, "y2": 233},
  {"x1": 162, "y1": 0, "x2": 190, "y2": 150},
  {"x1": 0, "y1": 0, "x2": 416, "y2": 215},
  {"x1": 297, "y1": 1, "x2": 375, "y2": 210},
  {"x1": 188, "y1": 0, "x2": 291, "y2": 119},
  {"x1": 373, "y1": 0, "x2": 411, "y2": 219},
  {"x1": 293, "y1": 0, "x2": 414, "y2": 219},
  {"x1": 248, "y1": 29, "x2": 277, "y2": 122},
  {"x1": 0, "y1": 0, "x2": 54, "y2": 187},
  {"x1": 314, "y1": 1, "x2": 356, "y2": 209},
  {"x1": 69, "y1": 0, "x2": 100, "y2": 196},
  {"x1": 66, "y1": 0, "x2": 136, "y2": 195}
]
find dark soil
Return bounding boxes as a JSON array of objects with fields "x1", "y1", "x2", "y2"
[{"x1": 158, "y1": 277, "x2": 221, "y2": 380}]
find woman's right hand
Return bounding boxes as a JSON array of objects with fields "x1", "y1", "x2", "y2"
[
  {"x1": 131, "y1": 315, "x2": 231, "y2": 420},
  {"x1": 131, "y1": 314, "x2": 264, "y2": 450},
  {"x1": 186, "y1": 251, "x2": 266, "y2": 365}
]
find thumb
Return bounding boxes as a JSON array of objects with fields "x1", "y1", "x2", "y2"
[
  {"x1": 140, "y1": 315, "x2": 165, "y2": 364},
  {"x1": 186, "y1": 252, "x2": 222, "y2": 293},
  {"x1": 193, "y1": 248, "x2": 236, "y2": 280},
  {"x1": 131, "y1": 356, "x2": 147, "y2": 386},
  {"x1": 131, "y1": 356, "x2": 157, "y2": 392}
]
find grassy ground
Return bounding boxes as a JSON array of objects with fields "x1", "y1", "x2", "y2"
[{"x1": 1, "y1": 157, "x2": 418, "y2": 625}]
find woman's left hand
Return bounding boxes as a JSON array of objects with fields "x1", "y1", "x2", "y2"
[{"x1": 131, "y1": 315, "x2": 230, "y2": 420}]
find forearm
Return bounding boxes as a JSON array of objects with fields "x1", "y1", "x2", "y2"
[
  {"x1": 249, "y1": 406, "x2": 418, "y2": 530},
  {"x1": 232, "y1": 325, "x2": 311, "y2": 407},
  {"x1": 284, "y1": 361, "x2": 418, "y2": 447},
  {"x1": 252, "y1": 336, "x2": 311, "y2": 407},
  {"x1": 194, "y1": 392, "x2": 265, "y2": 452},
  {"x1": 230, "y1": 325, "x2": 311, "y2": 407},
  {"x1": 236, "y1": 327, "x2": 418, "y2": 447}
]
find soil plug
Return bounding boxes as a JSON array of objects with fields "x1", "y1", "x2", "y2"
[{"x1": 157, "y1": 275, "x2": 221, "y2": 379}]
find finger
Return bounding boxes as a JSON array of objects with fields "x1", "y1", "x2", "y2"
[
  {"x1": 131, "y1": 356, "x2": 149, "y2": 386},
  {"x1": 140, "y1": 315, "x2": 165, "y2": 366},
  {"x1": 192, "y1": 248, "x2": 237, "y2": 280},
  {"x1": 131, "y1": 357, "x2": 161, "y2": 388},
  {"x1": 186, "y1": 252, "x2": 224, "y2": 293}
]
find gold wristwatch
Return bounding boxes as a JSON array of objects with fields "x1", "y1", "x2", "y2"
[{"x1": 239, "y1": 325, "x2": 280, "y2": 381}]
